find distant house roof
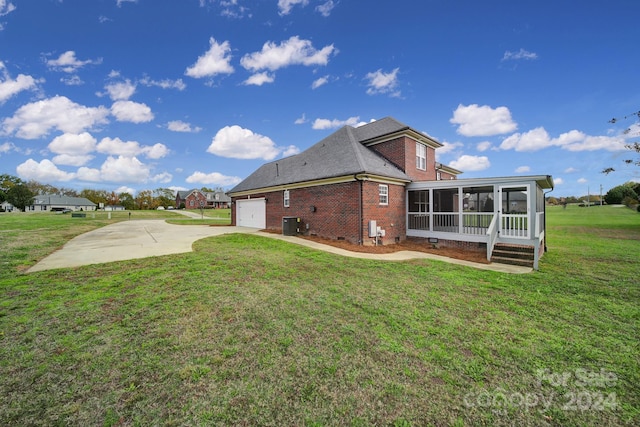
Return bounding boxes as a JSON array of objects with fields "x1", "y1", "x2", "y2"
[
  {"x1": 229, "y1": 118, "x2": 420, "y2": 195},
  {"x1": 33, "y1": 195, "x2": 96, "y2": 207}
]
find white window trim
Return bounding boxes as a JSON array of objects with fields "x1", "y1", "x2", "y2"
[
  {"x1": 379, "y1": 184, "x2": 389, "y2": 205},
  {"x1": 416, "y1": 142, "x2": 427, "y2": 171},
  {"x1": 283, "y1": 189, "x2": 290, "y2": 207}
]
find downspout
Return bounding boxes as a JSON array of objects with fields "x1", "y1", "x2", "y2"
[
  {"x1": 355, "y1": 174, "x2": 363, "y2": 245},
  {"x1": 543, "y1": 186, "x2": 554, "y2": 253}
]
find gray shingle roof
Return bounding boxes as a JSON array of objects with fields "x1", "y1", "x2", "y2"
[
  {"x1": 33, "y1": 195, "x2": 96, "y2": 206},
  {"x1": 229, "y1": 118, "x2": 413, "y2": 194}
]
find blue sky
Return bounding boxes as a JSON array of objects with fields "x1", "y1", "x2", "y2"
[{"x1": 0, "y1": 0, "x2": 638, "y2": 197}]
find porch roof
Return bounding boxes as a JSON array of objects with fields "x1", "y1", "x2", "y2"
[{"x1": 407, "y1": 175, "x2": 554, "y2": 190}]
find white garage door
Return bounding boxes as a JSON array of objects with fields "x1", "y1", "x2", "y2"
[{"x1": 236, "y1": 198, "x2": 266, "y2": 228}]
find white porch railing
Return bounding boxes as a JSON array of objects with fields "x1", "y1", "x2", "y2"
[
  {"x1": 462, "y1": 213, "x2": 493, "y2": 235},
  {"x1": 408, "y1": 212, "x2": 495, "y2": 235},
  {"x1": 408, "y1": 213, "x2": 429, "y2": 230},
  {"x1": 534, "y1": 212, "x2": 544, "y2": 237},
  {"x1": 500, "y1": 214, "x2": 529, "y2": 238},
  {"x1": 486, "y1": 214, "x2": 498, "y2": 261}
]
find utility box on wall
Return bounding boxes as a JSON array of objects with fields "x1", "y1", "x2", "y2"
[
  {"x1": 282, "y1": 216, "x2": 299, "y2": 236},
  {"x1": 368, "y1": 220, "x2": 377, "y2": 238}
]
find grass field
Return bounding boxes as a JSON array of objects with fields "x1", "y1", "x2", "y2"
[{"x1": 0, "y1": 205, "x2": 638, "y2": 426}]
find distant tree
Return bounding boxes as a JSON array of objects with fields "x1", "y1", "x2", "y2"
[
  {"x1": 153, "y1": 187, "x2": 175, "y2": 208},
  {"x1": 26, "y1": 180, "x2": 59, "y2": 196},
  {"x1": 106, "y1": 191, "x2": 120, "y2": 206},
  {"x1": 546, "y1": 196, "x2": 559, "y2": 205},
  {"x1": 603, "y1": 111, "x2": 640, "y2": 175},
  {"x1": 58, "y1": 187, "x2": 79, "y2": 197},
  {"x1": 135, "y1": 190, "x2": 156, "y2": 210},
  {"x1": 80, "y1": 189, "x2": 109, "y2": 206},
  {"x1": 119, "y1": 192, "x2": 135, "y2": 210},
  {"x1": 604, "y1": 183, "x2": 638, "y2": 205},
  {"x1": 7, "y1": 184, "x2": 34, "y2": 211},
  {"x1": 0, "y1": 174, "x2": 24, "y2": 202}
]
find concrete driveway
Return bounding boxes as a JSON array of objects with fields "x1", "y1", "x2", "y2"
[
  {"x1": 27, "y1": 215, "x2": 531, "y2": 274},
  {"x1": 28, "y1": 220, "x2": 258, "y2": 272}
]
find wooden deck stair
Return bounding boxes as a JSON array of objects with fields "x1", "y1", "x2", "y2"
[{"x1": 491, "y1": 243, "x2": 535, "y2": 268}]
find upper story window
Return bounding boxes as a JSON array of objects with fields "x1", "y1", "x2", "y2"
[
  {"x1": 379, "y1": 184, "x2": 388, "y2": 205},
  {"x1": 283, "y1": 189, "x2": 290, "y2": 207},
  {"x1": 416, "y1": 142, "x2": 427, "y2": 170}
]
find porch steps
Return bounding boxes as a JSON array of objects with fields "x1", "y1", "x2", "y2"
[{"x1": 491, "y1": 244, "x2": 535, "y2": 268}]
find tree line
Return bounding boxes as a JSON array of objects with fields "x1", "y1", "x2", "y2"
[{"x1": 0, "y1": 174, "x2": 223, "y2": 212}]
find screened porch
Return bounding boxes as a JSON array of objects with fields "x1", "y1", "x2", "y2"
[{"x1": 406, "y1": 175, "x2": 554, "y2": 269}]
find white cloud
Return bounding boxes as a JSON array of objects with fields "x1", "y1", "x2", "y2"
[
  {"x1": 515, "y1": 165, "x2": 530, "y2": 173},
  {"x1": 499, "y1": 127, "x2": 627, "y2": 152},
  {"x1": 294, "y1": 113, "x2": 307, "y2": 125},
  {"x1": 140, "y1": 76, "x2": 186, "y2": 91},
  {"x1": 46, "y1": 51, "x2": 102, "y2": 73},
  {"x1": 60, "y1": 75, "x2": 83, "y2": 86},
  {"x1": 1, "y1": 1, "x2": 17, "y2": 17},
  {"x1": 115, "y1": 185, "x2": 136, "y2": 195},
  {"x1": 116, "y1": 0, "x2": 138, "y2": 7},
  {"x1": 104, "y1": 79, "x2": 136, "y2": 101},
  {"x1": 0, "y1": 141, "x2": 16, "y2": 154},
  {"x1": 152, "y1": 172, "x2": 172, "y2": 183},
  {"x1": 278, "y1": 0, "x2": 308, "y2": 15},
  {"x1": 243, "y1": 72, "x2": 275, "y2": 86},
  {"x1": 110, "y1": 100, "x2": 154, "y2": 123},
  {"x1": 365, "y1": 68, "x2": 400, "y2": 97},
  {"x1": 311, "y1": 75, "x2": 329, "y2": 89},
  {"x1": 48, "y1": 132, "x2": 97, "y2": 165},
  {"x1": 564, "y1": 167, "x2": 578, "y2": 173},
  {"x1": 96, "y1": 137, "x2": 168, "y2": 159},
  {"x1": 185, "y1": 37, "x2": 234, "y2": 79},
  {"x1": 144, "y1": 143, "x2": 170, "y2": 159},
  {"x1": 77, "y1": 155, "x2": 150, "y2": 183},
  {"x1": 502, "y1": 48, "x2": 538, "y2": 61},
  {"x1": 449, "y1": 154, "x2": 491, "y2": 172},
  {"x1": 0, "y1": 61, "x2": 41, "y2": 103},
  {"x1": 2, "y1": 95, "x2": 109, "y2": 139},
  {"x1": 435, "y1": 141, "x2": 464, "y2": 157},
  {"x1": 312, "y1": 116, "x2": 361, "y2": 130},
  {"x1": 450, "y1": 104, "x2": 517, "y2": 137},
  {"x1": 186, "y1": 171, "x2": 242, "y2": 186},
  {"x1": 240, "y1": 36, "x2": 336, "y2": 73},
  {"x1": 315, "y1": 0, "x2": 335, "y2": 17},
  {"x1": 167, "y1": 120, "x2": 202, "y2": 133},
  {"x1": 16, "y1": 158, "x2": 75, "y2": 182},
  {"x1": 577, "y1": 177, "x2": 588, "y2": 184},
  {"x1": 207, "y1": 125, "x2": 293, "y2": 160},
  {"x1": 282, "y1": 145, "x2": 300, "y2": 157},
  {"x1": 476, "y1": 141, "x2": 493, "y2": 152},
  {"x1": 554, "y1": 177, "x2": 564, "y2": 185}
]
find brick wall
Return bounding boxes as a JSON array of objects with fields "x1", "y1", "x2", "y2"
[
  {"x1": 184, "y1": 191, "x2": 207, "y2": 209},
  {"x1": 231, "y1": 180, "x2": 407, "y2": 245},
  {"x1": 361, "y1": 180, "x2": 406, "y2": 245},
  {"x1": 368, "y1": 136, "x2": 437, "y2": 181}
]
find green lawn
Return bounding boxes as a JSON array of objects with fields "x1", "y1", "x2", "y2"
[{"x1": 0, "y1": 206, "x2": 638, "y2": 426}]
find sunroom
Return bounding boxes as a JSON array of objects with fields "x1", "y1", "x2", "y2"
[{"x1": 406, "y1": 175, "x2": 554, "y2": 269}]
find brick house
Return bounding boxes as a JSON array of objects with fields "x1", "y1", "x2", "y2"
[
  {"x1": 228, "y1": 117, "x2": 554, "y2": 269},
  {"x1": 176, "y1": 189, "x2": 231, "y2": 209}
]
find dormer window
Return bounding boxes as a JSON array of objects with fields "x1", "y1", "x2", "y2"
[{"x1": 416, "y1": 142, "x2": 426, "y2": 170}]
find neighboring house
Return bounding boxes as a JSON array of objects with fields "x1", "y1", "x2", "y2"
[
  {"x1": 1, "y1": 201, "x2": 15, "y2": 212},
  {"x1": 29, "y1": 195, "x2": 97, "y2": 212},
  {"x1": 176, "y1": 189, "x2": 231, "y2": 209},
  {"x1": 228, "y1": 117, "x2": 554, "y2": 269}
]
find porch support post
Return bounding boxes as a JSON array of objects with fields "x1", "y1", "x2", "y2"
[
  {"x1": 428, "y1": 188, "x2": 433, "y2": 231},
  {"x1": 458, "y1": 186, "x2": 463, "y2": 234}
]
